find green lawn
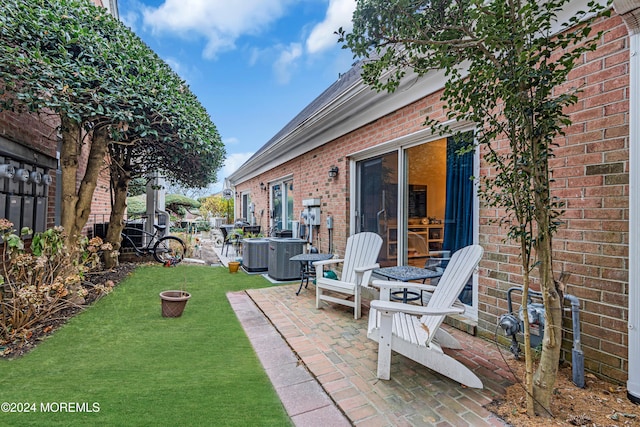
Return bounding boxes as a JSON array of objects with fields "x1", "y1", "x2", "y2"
[{"x1": 0, "y1": 265, "x2": 292, "y2": 426}]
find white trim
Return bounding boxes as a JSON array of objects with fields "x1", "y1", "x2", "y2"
[
  {"x1": 240, "y1": 190, "x2": 252, "y2": 223},
  {"x1": 228, "y1": 69, "x2": 449, "y2": 185},
  {"x1": 266, "y1": 173, "x2": 293, "y2": 186},
  {"x1": 397, "y1": 149, "x2": 407, "y2": 260},
  {"x1": 106, "y1": 0, "x2": 119, "y2": 18},
  {"x1": 347, "y1": 120, "x2": 475, "y2": 162},
  {"x1": 349, "y1": 159, "x2": 357, "y2": 234},
  {"x1": 266, "y1": 176, "x2": 295, "y2": 233}
]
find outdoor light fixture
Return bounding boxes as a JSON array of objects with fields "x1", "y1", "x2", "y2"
[
  {"x1": 222, "y1": 188, "x2": 233, "y2": 200},
  {"x1": 328, "y1": 166, "x2": 339, "y2": 178},
  {"x1": 0, "y1": 164, "x2": 15, "y2": 179},
  {"x1": 260, "y1": 182, "x2": 266, "y2": 191}
]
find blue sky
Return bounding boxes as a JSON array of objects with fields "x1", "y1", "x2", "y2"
[{"x1": 117, "y1": 0, "x2": 357, "y2": 193}]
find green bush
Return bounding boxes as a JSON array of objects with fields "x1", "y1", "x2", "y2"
[{"x1": 173, "y1": 220, "x2": 210, "y2": 233}]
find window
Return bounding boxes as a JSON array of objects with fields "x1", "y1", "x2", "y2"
[
  {"x1": 270, "y1": 179, "x2": 294, "y2": 232},
  {"x1": 241, "y1": 192, "x2": 252, "y2": 222}
]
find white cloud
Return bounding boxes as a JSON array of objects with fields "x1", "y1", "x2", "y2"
[
  {"x1": 306, "y1": 0, "x2": 356, "y2": 54},
  {"x1": 206, "y1": 151, "x2": 254, "y2": 194},
  {"x1": 139, "y1": 0, "x2": 355, "y2": 82},
  {"x1": 223, "y1": 151, "x2": 254, "y2": 178},
  {"x1": 164, "y1": 57, "x2": 187, "y2": 79},
  {"x1": 273, "y1": 43, "x2": 303, "y2": 84},
  {"x1": 142, "y1": 0, "x2": 290, "y2": 59},
  {"x1": 121, "y1": 10, "x2": 140, "y2": 31}
]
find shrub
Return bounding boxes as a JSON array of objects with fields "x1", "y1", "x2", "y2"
[{"x1": 0, "y1": 219, "x2": 114, "y2": 350}]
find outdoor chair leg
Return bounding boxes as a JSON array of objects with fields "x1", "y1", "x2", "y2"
[{"x1": 376, "y1": 310, "x2": 393, "y2": 380}]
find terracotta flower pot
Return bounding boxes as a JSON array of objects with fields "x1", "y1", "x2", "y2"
[
  {"x1": 228, "y1": 261, "x2": 241, "y2": 273},
  {"x1": 159, "y1": 290, "x2": 191, "y2": 317}
]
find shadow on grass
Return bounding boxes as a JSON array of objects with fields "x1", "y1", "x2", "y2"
[{"x1": 0, "y1": 265, "x2": 292, "y2": 426}]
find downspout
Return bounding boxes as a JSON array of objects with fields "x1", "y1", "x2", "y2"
[
  {"x1": 628, "y1": 32, "x2": 640, "y2": 406},
  {"x1": 614, "y1": 0, "x2": 640, "y2": 404}
]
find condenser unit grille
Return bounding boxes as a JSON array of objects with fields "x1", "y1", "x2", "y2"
[
  {"x1": 267, "y1": 238, "x2": 305, "y2": 281},
  {"x1": 242, "y1": 239, "x2": 269, "y2": 272}
]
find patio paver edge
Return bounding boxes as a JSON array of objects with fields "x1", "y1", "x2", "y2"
[{"x1": 226, "y1": 290, "x2": 352, "y2": 427}]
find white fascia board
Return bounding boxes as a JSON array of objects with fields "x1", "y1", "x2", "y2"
[{"x1": 228, "y1": 68, "x2": 448, "y2": 186}]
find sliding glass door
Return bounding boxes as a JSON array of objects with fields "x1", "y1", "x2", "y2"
[
  {"x1": 356, "y1": 153, "x2": 398, "y2": 265},
  {"x1": 355, "y1": 133, "x2": 476, "y2": 311},
  {"x1": 405, "y1": 136, "x2": 475, "y2": 306}
]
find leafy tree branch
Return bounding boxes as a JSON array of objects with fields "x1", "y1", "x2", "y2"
[{"x1": 341, "y1": 0, "x2": 609, "y2": 416}]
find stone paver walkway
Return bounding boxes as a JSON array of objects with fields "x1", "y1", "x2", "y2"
[
  {"x1": 227, "y1": 291, "x2": 350, "y2": 426},
  {"x1": 229, "y1": 283, "x2": 516, "y2": 426}
]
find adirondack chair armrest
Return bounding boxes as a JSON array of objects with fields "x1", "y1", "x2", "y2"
[
  {"x1": 370, "y1": 300, "x2": 465, "y2": 317},
  {"x1": 313, "y1": 258, "x2": 344, "y2": 267},
  {"x1": 354, "y1": 263, "x2": 380, "y2": 274},
  {"x1": 372, "y1": 279, "x2": 438, "y2": 301},
  {"x1": 372, "y1": 280, "x2": 438, "y2": 293}
]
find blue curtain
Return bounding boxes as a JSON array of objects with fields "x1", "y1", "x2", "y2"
[{"x1": 443, "y1": 136, "x2": 474, "y2": 253}]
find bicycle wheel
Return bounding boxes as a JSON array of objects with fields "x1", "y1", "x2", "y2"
[{"x1": 153, "y1": 236, "x2": 187, "y2": 265}]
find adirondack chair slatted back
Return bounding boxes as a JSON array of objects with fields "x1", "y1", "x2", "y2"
[
  {"x1": 420, "y1": 245, "x2": 484, "y2": 343},
  {"x1": 341, "y1": 232, "x2": 383, "y2": 285}
]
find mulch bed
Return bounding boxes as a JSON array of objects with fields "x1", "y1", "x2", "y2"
[
  {"x1": 487, "y1": 360, "x2": 639, "y2": 426},
  {"x1": 1, "y1": 262, "x2": 139, "y2": 359}
]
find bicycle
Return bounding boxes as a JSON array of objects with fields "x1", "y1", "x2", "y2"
[{"x1": 120, "y1": 223, "x2": 187, "y2": 265}]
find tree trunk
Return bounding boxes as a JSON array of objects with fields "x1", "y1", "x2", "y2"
[
  {"x1": 59, "y1": 115, "x2": 81, "y2": 246},
  {"x1": 70, "y1": 127, "x2": 109, "y2": 240},
  {"x1": 520, "y1": 245, "x2": 536, "y2": 417},
  {"x1": 103, "y1": 158, "x2": 130, "y2": 269},
  {"x1": 532, "y1": 229, "x2": 563, "y2": 415},
  {"x1": 531, "y1": 137, "x2": 563, "y2": 416}
]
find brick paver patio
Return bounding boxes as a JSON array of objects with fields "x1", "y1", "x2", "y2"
[{"x1": 233, "y1": 283, "x2": 516, "y2": 426}]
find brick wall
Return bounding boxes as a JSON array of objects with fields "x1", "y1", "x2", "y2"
[
  {"x1": 0, "y1": 110, "x2": 59, "y2": 158},
  {"x1": 477, "y1": 15, "x2": 629, "y2": 384},
  {"x1": 235, "y1": 15, "x2": 630, "y2": 383},
  {"x1": 0, "y1": 109, "x2": 113, "y2": 237}
]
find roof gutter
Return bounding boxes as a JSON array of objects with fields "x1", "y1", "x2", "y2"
[
  {"x1": 228, "y1": 78, "x2": 367, "y2": 183},
  {"x1": 227, "y1": 67, "x2": 447, "y2": 186}
]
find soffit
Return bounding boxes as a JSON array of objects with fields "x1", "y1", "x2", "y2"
[
  {"x1": 228, "y1": 67, "x2": 448, "y2": 185},
  {"x1": 614, "y1": 0, "x2": 640, "y2": 33}
]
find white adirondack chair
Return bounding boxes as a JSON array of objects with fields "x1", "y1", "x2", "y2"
[
  {"x1": 314, "y1": 232, "x2": 383, "y2": 320},
  {"x1": 367, "y1": 244, "x2": 484, "y2": 388}
]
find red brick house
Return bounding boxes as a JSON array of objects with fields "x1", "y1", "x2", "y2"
[
  {"x1": 0, "y1": 0, "x2": 117, "y2": 236},
  {"x1": 227, "y1": 2, "x2": 640, "y2": 401}
]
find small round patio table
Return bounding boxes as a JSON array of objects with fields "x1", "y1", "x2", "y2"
[
  {"x1": 373, "y1": 265, "x2": 443, "y2": 304},
  {"x1": 290, "y1": 253, "x2": 333, "y2": 295}
]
